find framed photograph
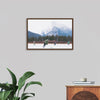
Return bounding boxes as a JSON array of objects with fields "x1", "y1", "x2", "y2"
[{"x1": 26, "y1": 18, "x2": 74, "y2": 50}]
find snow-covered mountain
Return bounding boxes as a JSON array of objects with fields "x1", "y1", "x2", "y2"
[
  {"x1": 28, "y1": 26, "x2": 72, "y2": 38},
  {"x1": 42, "y1": 26, "x2": 72, "y2": 37}
]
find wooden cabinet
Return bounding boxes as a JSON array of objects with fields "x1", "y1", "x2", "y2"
[{"x1": 66, "y1": 86, "x2": 100, "y2": 100}]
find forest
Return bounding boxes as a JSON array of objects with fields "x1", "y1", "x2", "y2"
[{"x1": 28, "y1": 35, "x2": 72, "y2": 43}]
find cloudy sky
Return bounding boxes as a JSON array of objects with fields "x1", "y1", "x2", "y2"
[{"x1": 28, "y1": 19, "x2": 72, "y2": 35}]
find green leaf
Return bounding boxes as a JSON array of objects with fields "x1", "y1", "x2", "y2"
[
  {"x1": 0, "y1": 90, "x2": 12, "y2": 100},
  {"x1": 7, "y1": 68, "x2": 17, "y2": 86},
  {"x1": 13, "y1": 97, "x2": 20, "y2": 100},
  {"x1": 21, "y1": 93, "x2": 35, "y2": 100},
  {"x1": 8, "y1": 85, "x2": 18, "y2": 100},
  {"x1": 0, "y1": 83, "x2": 10, "y2": 91},
  {"x1": 21, "y1": 93, "x2": 35, "y2": 97},
  {"x1": 4, "y1": 90, "x2": 12, "y2": 100},
  {"x1": 18, "y1": 71, "x2": 35, "y2": 92},
  {"x1": 24, "y1": 81, "x2": 42, "y2": 92},
  {"x1": 2, "y1": 91, "x2": 5, "y2": 100},
  {"x1": 22, "y1": 96, "x2": 32, "y2": 100},
  {"x1": 0, "y1": 83, "x2": 18, "y2": 100}
]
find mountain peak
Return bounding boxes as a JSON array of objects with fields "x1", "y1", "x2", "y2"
[{"x1": 45, "y1": 26, "x2": 72, "y2": 36}]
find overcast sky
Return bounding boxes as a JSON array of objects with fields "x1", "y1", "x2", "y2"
[{"x1": 28, "y1": 19, "x2": 72, "y2": 35}]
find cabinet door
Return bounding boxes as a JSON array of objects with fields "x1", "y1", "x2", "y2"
[{"x1": 67, "y1": 87, "x2": 100, "y2": 100}]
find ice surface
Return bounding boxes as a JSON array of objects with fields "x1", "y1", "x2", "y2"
[{"x1": 28, "y1": 43, "x2": 72, "y2": 49}]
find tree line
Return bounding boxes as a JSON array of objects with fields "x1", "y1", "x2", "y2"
[{"x1": 28, "y1": 35, "x2": 72, "y2": 43}]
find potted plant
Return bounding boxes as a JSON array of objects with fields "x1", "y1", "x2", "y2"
[{"x1": 0, "y1": 68, "x2": 42, "y2": 100}]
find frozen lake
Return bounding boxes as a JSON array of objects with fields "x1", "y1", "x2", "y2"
[{"x1": 28, "y1": 43, "x2": 72, "y2": 49}]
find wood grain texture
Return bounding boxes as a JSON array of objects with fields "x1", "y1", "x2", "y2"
[
  {"x1": 72, "y1": 91, "x2": 98, "y2": 100},
  {"x1": 66, "y1": 86, "x2": 100, "y2": 100}
]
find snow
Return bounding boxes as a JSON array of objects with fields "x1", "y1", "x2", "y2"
[{"x1": 28, "y1": 43, "x2": 72, "y2": 49}]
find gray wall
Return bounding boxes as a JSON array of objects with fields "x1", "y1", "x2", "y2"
[{"x1": 0, "y1": 0, "x2": 100, "y2": 100}]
